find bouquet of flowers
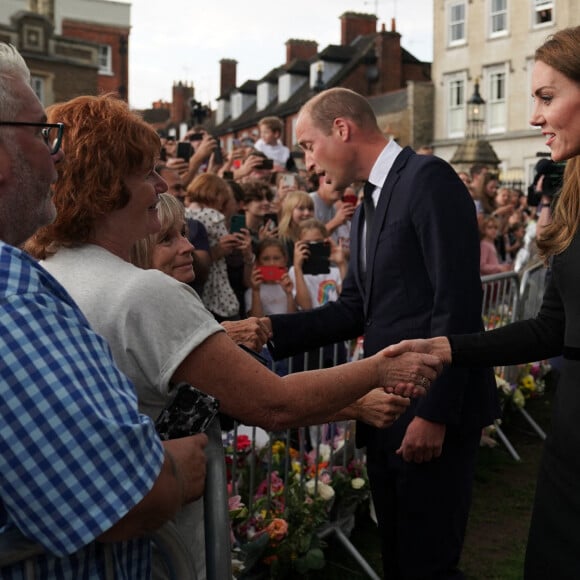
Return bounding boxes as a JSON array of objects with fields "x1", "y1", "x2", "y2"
[
  {"x1": 481, "y1": 361, "x2": 552, "y2": 447},
  {"x1": 225, "y1": 424, "x2": 370, "y2": 578}
]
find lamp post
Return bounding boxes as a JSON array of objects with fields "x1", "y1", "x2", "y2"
[
  {"x1": 450, "y1": 78, "x2": 500, "y2": 171},
  {"x1": 466, "y1": 78, "x2": 485, "y2": 139}
]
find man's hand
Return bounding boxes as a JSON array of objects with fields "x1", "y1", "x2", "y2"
[
  {"x1": 221, "y1": 317, "x2": 271, "y2": 351},
  {"x1": 374, "y1": 348, "x2": 443, "y2": 398},
  {"x1": 348, "y1": 389, "x2": 410, "y2": 428},
  {"x1": 384, "y1": 337, "x2": 452, "y2": 366},
  {"x1": 396, "y1": 417, "x2": 446, "y2": 463}
]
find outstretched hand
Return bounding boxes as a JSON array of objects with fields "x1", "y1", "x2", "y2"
[
  {"x1": 384, "y1": 337, "x2": 452, "y2": 366},
  {"x1": 374, "y1": 348, "x2": 443, "y2": 398}
]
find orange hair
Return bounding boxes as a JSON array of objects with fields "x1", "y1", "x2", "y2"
[{"x1": 25, "y1": 94, "x2": 160, "y2": 259}]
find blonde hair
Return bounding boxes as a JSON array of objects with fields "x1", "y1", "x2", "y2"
[
  {"x1": 131, "y1": 193, "x2": 185, "y2": 269},
  {"x1": 278, "y1": 191, "x2": 314, "y2": 242}
]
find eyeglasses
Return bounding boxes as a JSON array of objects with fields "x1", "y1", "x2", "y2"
[{"x1": 0, "y1": 122, "x2": 64, "y2": 154}]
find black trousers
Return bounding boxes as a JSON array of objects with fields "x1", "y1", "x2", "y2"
[{"x1": 366, "y1": 425, "x2": 481, "y2": 580}]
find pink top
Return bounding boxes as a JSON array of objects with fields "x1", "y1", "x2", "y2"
[{"x1": 480, "y1": 239, "x2": 508, "y2": 275}]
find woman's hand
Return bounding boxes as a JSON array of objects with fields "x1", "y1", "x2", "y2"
[
  {"x1": 372, "y1": 348, "x2": 443, "y2": 398},
  {"x1": 348, "y1": 390, "x2": 411, "y2": 428}
]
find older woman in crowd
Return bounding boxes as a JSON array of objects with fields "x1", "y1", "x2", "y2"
[{"x1": 24, "y1": 95, "x2": 440, "y2": 578}]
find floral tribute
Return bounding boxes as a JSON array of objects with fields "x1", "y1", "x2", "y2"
[
  {"x1": 481, "y1": 361, "x2": 551, "y2": 446},
  {"x1": 224, "y1": 425, "x2": 370, "y2": 579}
]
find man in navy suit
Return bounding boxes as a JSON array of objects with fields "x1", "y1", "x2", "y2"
[{"x1": 265, "y1": 88, "x2": 499, "y2": 579}]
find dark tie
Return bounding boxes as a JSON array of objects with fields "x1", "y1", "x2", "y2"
[{"x1": 363, "y1": 180, "x2": 375, "y2": 252}]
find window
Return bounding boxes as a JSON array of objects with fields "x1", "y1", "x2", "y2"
[
  {"x1": 98, "y1": 45, "x2": 112, "y2": 75},
  {"x1": 533, "y1": 0, "x2": 553, "y2": 26},
  {"x1": 449, "y1": 1, "x2": 466, "y2": 45},
  {"x1": 490, "y1": 0, "x2": 508, "y2": 36},
  {"x1": 31, "y1": 75, "x2": 45, "y2": 104},
  {"x1": 486, "y1": 66, "x2": 508, "y2": 133},
  {"x1": 445, "y1": 73, "x2": 467, "y2": 138}
]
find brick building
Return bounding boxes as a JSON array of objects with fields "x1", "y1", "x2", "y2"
[
  {"x1": 145, "y1": 11, "x2": 433, "y2": 154},
  {"x1": 0, "y1": 0, "x2": 130, "y2": 104}
]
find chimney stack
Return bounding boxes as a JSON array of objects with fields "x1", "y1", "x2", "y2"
[
  {"x1": 285, "y1": 39, "x2": 318, "y2": 63},
  {"x1": 220, "y1": 58, "x2": 237, "y2": 97},
  {"x1": 340, "y1": 12, "x2": 377, "y2": 46}
]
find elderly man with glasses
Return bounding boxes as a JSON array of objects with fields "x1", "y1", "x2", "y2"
[{"x1": 0, "y1": 43, "x2": 209, "y2": 579}]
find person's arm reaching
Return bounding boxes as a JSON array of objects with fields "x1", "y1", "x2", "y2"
[{"x1": 97, "y1": 434, "x2": 208, "y2": 542}]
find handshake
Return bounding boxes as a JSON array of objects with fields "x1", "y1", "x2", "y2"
[{"x1": 375, "y1": 337, "x2": 452, "y2": 399}]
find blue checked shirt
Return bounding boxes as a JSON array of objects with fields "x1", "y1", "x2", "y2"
[{"x1": 0, "y1": 243, "x2": 165, "y2": 579}]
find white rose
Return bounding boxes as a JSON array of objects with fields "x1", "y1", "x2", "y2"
[
  {"x1": 351, "y1": 477, "x2": 366, "y2": 490},
  {"x1": 305, "y1": 479, "x2": 335, "y2": 501}
]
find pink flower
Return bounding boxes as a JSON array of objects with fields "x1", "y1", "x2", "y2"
[
  {"x1": 229, "y1": 495, "x2": 244, "y2": 511},
  {"x1": 255, "y1": 471, "x2": 284, "y2": 498}
]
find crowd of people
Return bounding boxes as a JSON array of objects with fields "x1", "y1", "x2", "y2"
[{"x1": 0, "y1": 22, "x2": 578, "y2": 580}]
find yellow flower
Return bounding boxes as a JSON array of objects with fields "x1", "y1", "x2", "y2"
[
  {"x1": 351, "y1": 477, "x2": 366, "y2": 490},
  {"x1": 520, "y1": 375, "x2": 536, "y2": 392},
  {"x1": 271, "y1": 441, "x2": 285, "y2": 455},
  {"x1": 512, "y1": 388, "x2": 525, "y2": 408}
]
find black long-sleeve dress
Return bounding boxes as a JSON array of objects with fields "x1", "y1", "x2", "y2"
[{"x1": 450, "y1": 232, "x2": 580, "y2": 579}]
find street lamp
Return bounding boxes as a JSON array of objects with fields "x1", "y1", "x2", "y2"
[
  {"x1": 466, "y1": 78, "x2": 485, "y2": 139},
  {"x1": 450, "y1": 77, "x2": 500, "y2": 171}
]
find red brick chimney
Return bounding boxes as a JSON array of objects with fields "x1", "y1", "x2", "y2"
[
  {"x1": 220, "y1": 58, "x2": 237, "y2": 96},
  {"x1": 285, "y1": 39, "x2": 318, "y2": 63},
  {"x1": 375, "y1": 19, "x2": 402, "y2": 93},
  {"x1": 340, "y1": 12, "x2": 377, "y2": 46},
  {"x1": 171, "y1": 81, "x2": 193, "y2": 125}
]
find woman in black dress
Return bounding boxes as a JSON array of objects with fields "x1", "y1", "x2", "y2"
[{"x1": 389, "y1": 26, "x2": 580, "y2": 579}]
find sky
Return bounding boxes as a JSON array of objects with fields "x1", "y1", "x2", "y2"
[{"x1": 123, "y1": 0, "x2": 434, "y2": 110}]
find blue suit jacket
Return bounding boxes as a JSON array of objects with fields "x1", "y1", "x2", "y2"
[{"x1": 270, "y1": 147, "x2": 499, "y2": 446}]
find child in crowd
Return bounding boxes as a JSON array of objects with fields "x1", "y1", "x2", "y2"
[
  {"x1": 290, "y1": 218, "x2": 347, "y2": 311},
  {"x1": 246, "y1": 238, "x2": 296, "y2": 317},
  {"x1": 278, "y1": 191, "x2": 315, "y2": 266},
  {"x1": 254, "y1": 116, "x2": 290, "y2": 170},
  {"x1": 246, "y1": 238, "x2": 296, "y2": 378},
  {"x1": 240, "y1": 179, "x2": 278, "y2": 250},
  {"x1": 186, "y1": 173, "x2": 250, "y2": 321},
  {"x1": 480, "y1": 215, "x2": 513, "y2": 275}
]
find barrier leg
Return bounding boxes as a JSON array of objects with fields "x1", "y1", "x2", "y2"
[
  {"x1": 517, "y1": 407, "x2": 547, "y2": 440},
  {"x1": 204, "y1": 420, "x2": 233, "y2": 580},
  {"x1": 494, "y1": 424, "x2": 521, "y2": 461},
  {"x1": 318, "y1": 524, "x2": 381, "y2": 580}
]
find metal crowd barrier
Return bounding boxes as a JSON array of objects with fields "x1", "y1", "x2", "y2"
[{"x1": 481, "y1": 264, "x2": 548, "y2": 461}]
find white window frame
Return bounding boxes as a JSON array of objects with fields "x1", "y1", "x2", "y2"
[
  {"x1": 448, "y1": 1, "x2": 467, "y2": 46},
  {"x1": 484, "y1": 64, "x2": 508, "y2": 134},
  {"x1": 532, "y1": 0, "x2": 554, "y2": 28},
  {"x1": 489, "y1": 0, "x2": 508, "y2": 38},
  {"x1": 98, "y1": 45, "x2": 113, "y2": 75},
  {"x1": 445, "y1": 72, "x2": 467, "y2": 138}
]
